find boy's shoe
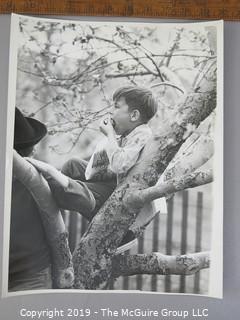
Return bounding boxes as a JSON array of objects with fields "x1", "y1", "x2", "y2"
[
  {"x1": 115, "y1": 198, "x2": 167, "y2": 254},
  {"x1": 116, "y1": 230, "x2": 137, "y2": 254}
]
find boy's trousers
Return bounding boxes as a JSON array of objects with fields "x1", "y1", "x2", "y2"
[{"x1": 47, "y1": 158, "x2": 117, "y2": 221}]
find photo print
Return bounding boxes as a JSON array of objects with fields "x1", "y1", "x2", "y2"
[{"x1": 3, "y1": 14, "x2": 223, "y2": 297}]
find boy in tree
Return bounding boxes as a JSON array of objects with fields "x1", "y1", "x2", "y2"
[{"x1": 28, "y1": 86, "x2": 158, "y2": 250}]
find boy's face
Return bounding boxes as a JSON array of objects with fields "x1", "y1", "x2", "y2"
[{"x1": 112, "y1": 97, "x2": 133, "y2": 135}]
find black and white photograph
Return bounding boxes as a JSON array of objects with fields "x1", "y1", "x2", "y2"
[{"x1": 3, "y1": 14, "x2": 223, "y2": 297}]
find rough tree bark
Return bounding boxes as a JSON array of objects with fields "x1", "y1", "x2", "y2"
[
  {"x1": 112, "y1": 252, "x2": 210, "y2": 277},
  {"x1": 159, "y1": 112, "x2": 214, "y2": 184},
  {"x1": 133, "y1": 169, "x2": 213, "y2": 206},
  {"x1": 72, "y1": 68, "x2": 216, "y2": 289}
]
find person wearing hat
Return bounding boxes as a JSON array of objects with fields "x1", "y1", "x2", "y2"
[
  {"x1": 13, "y1": 107, "x2": 48, "y2": 156},
  {"x1": 9, "y1": 108, "x2": 52, "y2": 291}
]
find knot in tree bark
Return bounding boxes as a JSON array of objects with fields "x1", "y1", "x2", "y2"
[{"x1": 122, "y1": 186, "x2": 145, "y2": 211}]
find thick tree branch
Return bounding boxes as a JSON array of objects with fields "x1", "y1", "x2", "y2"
[
  {"x1": 136, "y1": 125, "x2": 214, "y2": 234},
  {"x1": 161, "y1": 133, "x2": 214, "y2": 183},
  {"x1": 112, "y1": 252, "x2": 210, "y2": 277},
  {"x1": 156, "y1": 113, "x2": 214, "y2": 190},
  {"x1": 127, "y1": 170, "x2": 213, "y2": 207}
]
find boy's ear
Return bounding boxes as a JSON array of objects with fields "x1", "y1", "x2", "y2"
[{"x1": 130, "y1": 109, "x2": 140, "y2": 122}]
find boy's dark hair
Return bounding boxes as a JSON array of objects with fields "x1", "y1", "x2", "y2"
[{"x1": 113, "y1": 86, "x2": 158, "y2": 122}]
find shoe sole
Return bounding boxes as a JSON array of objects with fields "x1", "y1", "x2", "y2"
[{"x1": 115, "y1": 238, "x2": 138, "y2": 254}]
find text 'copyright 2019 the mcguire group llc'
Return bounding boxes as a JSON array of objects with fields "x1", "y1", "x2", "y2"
[{"x1": 19, "y1": 307, "x2": 209, "y2": 319}]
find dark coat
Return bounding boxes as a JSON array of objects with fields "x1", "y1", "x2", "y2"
[{"x1": 9, "y1": 179, "x2": 51, "y2": 284}]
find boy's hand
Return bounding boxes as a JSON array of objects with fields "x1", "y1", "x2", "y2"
[{"x1": 99, "y1": 116, "x2": 115, "y2": 137}]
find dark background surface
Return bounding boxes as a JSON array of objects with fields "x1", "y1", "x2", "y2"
[
  {"x1": 1, "y1": 0, "x2": 240, "y2": 20},
  {"x1": 0, "y1": 15, "x2": 239, "y2": 320}
]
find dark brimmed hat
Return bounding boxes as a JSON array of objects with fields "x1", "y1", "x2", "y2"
[{"x1": 14, "y1": 107, "x2": 47, "y2": 150}]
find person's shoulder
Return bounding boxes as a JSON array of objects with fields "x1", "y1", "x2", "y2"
[
  {"x1": 132, "y1": 123, "x2": 152, "y2": 136},
  {"x1": 124, "y1": 124, "x2": 152, "y2": 145}
]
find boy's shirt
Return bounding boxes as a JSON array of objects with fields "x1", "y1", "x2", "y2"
[
  {"x1": 45, "y1": 124, "x2": 152, "y2": 218},
  {"x1": 85, "y1": 124, "x2": 152, "y2": 183}
]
